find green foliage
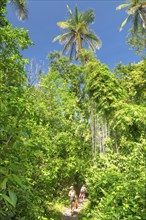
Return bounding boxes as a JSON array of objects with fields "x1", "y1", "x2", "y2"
[
  {"x1": 81, "y1": 143, "x2": 146, "y2": 219},
  {"x1": 127, "y1": 26, "x2": 146, "y2": 55},
  {"x1": 110, "y1": 61, "x2": 146, "y2": 149},
  {"x1": 84, "y1": 59, "x2": 124, "y2": 117},
  {"x1": 78, "y1": 58, "x2": 146, "y2": 220},
  {"x1": 1, "y1": 2, "x2": 145, "y2": 218}
]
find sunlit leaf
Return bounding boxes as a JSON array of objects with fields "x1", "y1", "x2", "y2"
[
  {"x1": 116, "y1": 3, "x2": 130, "y2": 10},
  {"x1": 119, "y1": 15, "x2": 131, "y2": 31},
  {"x1": 57, "y1": 22, "x2": 70, "y2": 29}
]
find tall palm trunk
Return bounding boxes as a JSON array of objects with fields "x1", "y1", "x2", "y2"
[{"x1": 76, "y1": 34, "x2": 83, "y2": 59}]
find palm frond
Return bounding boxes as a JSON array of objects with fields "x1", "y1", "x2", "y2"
[
  {"x1": 52, "y1": 32, "x2": 72, "y2": 44},
  {"x1": 116, "y1": 3, "x2": 131, "y2": 10},
  {"x1": 53, "y1": 32, "x2": 70, "y2": 42},
  {"x1": 69, "y1": 42, "x2": 76, "y2": 60},
  {"x1": 91, "y1": 38, "x2": 102, "y2": 49},
  {"x1": 80, "y1": 25, "x2": 88, "y2": 34},
  {"x1": 75, "y1": 5, "x2": 79, "y2": 23},
  {"x1": 139, "y1": 8, "x2": 146, "y2": 29},
  {"x1": 130, "y1": 0, "x2": 140, "y2": 7},
  {"x1": 85, "y1": 33, "x2": 102, "y2": 50},
  {"x1": 67, "y1": 4, "x2": 73, "y2": 17},
  {"x1": 84, "y1": 36, "x2": 96, "y2": 51},
  {"x1": 119, "y1": 15, "x2": 132, "y2": 31},
  {"x1": 59, "y1": 32, "x2": 73, "y2": 44},
  {"x1": 57, "y1": 21, "x2": 70, "y2": 29},
  {"x1": 127, "y1": 4, "x2": 141, "y2": 14},
  {"x1": 52, "y1": 35, "x2": 63, "y2": 43},
  {"x1": 62, "y1": 35, "x2": 75, "y2": 55},
  {"x1": 133, "y1": 11, "x2": 140, "y2": 31},
  {"x1": 11, "y1": 0, "x2": 28, "y2": 20},
  {"x1": 81, "y1": 10, "x2": 95, "y2": 25},
  {"x1": 85, "y1": 31, "x2": 101, "y2": 44}
]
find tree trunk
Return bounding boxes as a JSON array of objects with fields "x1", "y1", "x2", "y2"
[
  {"x1": 90, "y1": 99, "x2": 96, "y2": 162},
  {"x1": 90, "y1": 99, "x2": 110, "y2": 164}
]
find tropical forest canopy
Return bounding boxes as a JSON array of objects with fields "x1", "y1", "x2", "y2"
[{"x1": 0, "y1": 1, "x2": 146, "y2": 219}]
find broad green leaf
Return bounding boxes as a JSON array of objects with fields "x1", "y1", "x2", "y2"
[
  {"x1": 12, "y1": 174, "x2": 23, "y2": 187},
  {"x1": 0, "y1": 166, "x2": 8, "y2": 175},
  {"x1": 1, "y1": 193, "x2": 15, "y2": 207},
  {"x1": 1, "y1": 178, "x2": 8, "y2": 190},
  {"x1": 9, "y1": 190, "x2": 17, "y2": 207}
]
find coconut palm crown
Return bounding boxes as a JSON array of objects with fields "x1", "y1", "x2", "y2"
[
  {"x1": 53, "y1": 5, "x2": 102, "y2": 60},
  {"x1": 116, "y1": 0, "x2": 146, "y2": 31}
]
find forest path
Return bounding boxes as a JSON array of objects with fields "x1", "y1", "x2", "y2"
[{"x1": 62, "y1": 199, "x2": 86, "y2": 220}]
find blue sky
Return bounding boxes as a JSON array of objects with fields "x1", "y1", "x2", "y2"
[{"x1": 6, "y1": 0, "x2": 142, "y2": 71}]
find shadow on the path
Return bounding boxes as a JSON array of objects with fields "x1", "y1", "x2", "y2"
[{"x1": 62, "y1": 200, "x2": 86, "y2": 220}]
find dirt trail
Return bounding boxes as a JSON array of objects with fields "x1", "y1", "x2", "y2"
[{"x1": 62, "y1": 200, "x2": 85, "y2": 220}]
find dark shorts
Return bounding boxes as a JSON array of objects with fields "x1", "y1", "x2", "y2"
[{"x1": 70, "y1": 197, "x2": 76, "y2": 203}]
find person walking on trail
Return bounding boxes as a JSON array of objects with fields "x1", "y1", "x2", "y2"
[
  {"x1": 68, "y1": 186, "x2": 77, "y2": 215},
  {"x1": 79, "y1": 184, "x2": 86, "y2": 202}
]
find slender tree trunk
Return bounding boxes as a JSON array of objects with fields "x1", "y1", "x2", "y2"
[
  {"x1": 90, "y1": 99, "x2": 96, "y2": 162},
  {"x1": 90, "y1": 98, "x2": 110, "y2": 164}
]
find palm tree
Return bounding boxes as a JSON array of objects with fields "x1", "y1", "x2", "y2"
[
  {"x1": 116, "y1": 0, "x2": 146, "y2": 31},
  {"x1": 53, "y1": 5, "x2": 102, "y2": 60},
  {"x1": 10, "y1": 0, "x2": 28, "y2": 21},
  {"x1": 0, "y1": 0, "x2": 27, "y2": 27}
]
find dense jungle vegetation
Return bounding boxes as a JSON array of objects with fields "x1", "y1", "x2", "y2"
[{"x1": 0, "y1": 0, "x2": 146, "y2": 219}]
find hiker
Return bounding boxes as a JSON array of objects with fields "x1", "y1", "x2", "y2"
[
  {"x1": 79, "y1": 184, "x2": 86, "y2": 202},
  {"x1": 68, "y1": 186, "x2": 77, "y2": 215}
]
